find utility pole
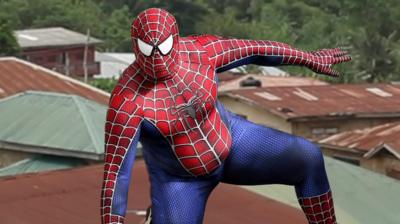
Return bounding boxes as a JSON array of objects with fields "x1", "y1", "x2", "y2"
[{"x1": 83, "y1": 28, "x2": 90, "y2": 83}]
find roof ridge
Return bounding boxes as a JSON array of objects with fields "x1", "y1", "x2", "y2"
[
  {"x1": 0, "y1": 91, "x2": 82, "y2": 104},
  {"x1": 0, "y1": 91, "x2": 25, "y2": 104},
  {"x1": 72, "y1": 95, "x2": 103, "y2": 154}
]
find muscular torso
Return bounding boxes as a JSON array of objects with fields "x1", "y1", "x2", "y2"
[{"x1": 113, "y1": 37, "x2": 232, "y2": 176}]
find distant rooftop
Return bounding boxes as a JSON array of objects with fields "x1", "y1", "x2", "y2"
[
  {"x1": 15, "y1": 27, "x2": 102, "y2": 49},
  {"x1": 319, "y1": 122, "x2": 400, "y2": 159},
  {"x1": 229, "y1": 66, "x2": 289, "y2": 76},
  {"x1": 223, "y1": 84, "x2": 400, "y2": 120},
  {"x1": 218, "y1": 73, "x2": 327, "y2": 92},
  {"x1": 0, "y1": 57, "x2": 109, "y2": 104},
  {"x1": 0, "y1": 91, "x2": 107, "y2": 160}
]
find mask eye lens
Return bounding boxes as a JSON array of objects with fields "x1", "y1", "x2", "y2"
[
  {"x1": 138, "y1": 38, "x2": 153, "y2": 56},
  {"x1": 158, "y1": 35, "x2": 173, "y2": 55}
]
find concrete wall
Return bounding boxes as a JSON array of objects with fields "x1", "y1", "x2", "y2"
[{"x1": 219, "y1": 95, "x2": 292, "y2": 133}]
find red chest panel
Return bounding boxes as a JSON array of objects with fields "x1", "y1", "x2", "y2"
[{"x1": 142, "y1": 61, "x2": 231, "y2": 176}]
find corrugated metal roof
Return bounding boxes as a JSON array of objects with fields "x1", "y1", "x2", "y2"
[
  {"x1": 319, "y1": 122, "x2": 400, "y2": 156},
  {"x1": 0, "y1": 91, "x2": 106, "y2": 160},
  {"x1": 219, "y1": 73, "x2": 327, "y2": 92},
  {"x1": 15, "y1": 27, "x2": 102, "y2": 49},
  {"x1": 0, "y1": 57, "x2": 110, "y2": 105},
  {"x1": 245, "y1": 156, "x2": 400, "y2": 224},
  {"x1": 0, "y1": 160, "x2": 307, "y2": 224},
  {"x1": 0, "y1": 155, "x2": 86, "y2": 177},
  {"x1": 224, "y1": 84, "x2": 400, "y2": 120}
]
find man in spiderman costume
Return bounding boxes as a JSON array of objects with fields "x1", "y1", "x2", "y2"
[{"x1": 101, "y1": 8, "x2": 351, "y2": 224}]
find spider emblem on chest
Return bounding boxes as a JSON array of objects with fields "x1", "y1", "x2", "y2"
[{"x1": 171, "y1": 90, "x2": 213, "y2": 129}]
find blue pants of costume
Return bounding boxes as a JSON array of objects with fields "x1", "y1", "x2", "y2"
[{"x1": 145, "y1": 114, "x2": 330, "y2": 224}]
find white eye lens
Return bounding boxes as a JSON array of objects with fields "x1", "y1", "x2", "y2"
[
  {"x1": 158, "y1": 35, "x2": 173, "y2": 55},
  {"x1": 138, "y1": 38, "x2": 153, "y2": 56}
]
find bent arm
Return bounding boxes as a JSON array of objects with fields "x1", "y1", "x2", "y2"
[
  {"x1": 101, "y1": 94, "x2": 143, "y2": 224},
  {"x1": 195, "y1": 35, "x2": 350, "y2": 76}
]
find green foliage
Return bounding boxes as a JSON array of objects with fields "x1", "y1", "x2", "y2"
[
  {"x1": 0, "y1": 16, "x2": 20, "y2": 56},
  {"x1": 102, "y1": 5, "x2": 132, "y2": 51},
  {"x1": 1, "y1": 0, "x2": 399, "y2": 83},
  {"x1": 89, "y1": 78, "x2": 118, "y2": 93}
]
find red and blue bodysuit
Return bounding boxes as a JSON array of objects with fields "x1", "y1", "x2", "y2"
[{"x1": 101, "y1": 8, "x2": 351, "y2": 224}]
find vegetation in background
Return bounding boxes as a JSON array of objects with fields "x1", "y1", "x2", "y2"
[
  {"x1": 1, "y1": 0, "x2": 399, "y2": 84},
  {"x1": 89, "y1": 78, "x2": 118, "y2": 93},
  {"x1": 0, "y1": 16, "x2": 20, "y2": 56}
]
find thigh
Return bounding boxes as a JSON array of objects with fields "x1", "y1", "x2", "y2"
[
  {"x1": 147, "y1": 165, "x2": 218, "y2": 224},
  {"x1": 222, "y1": 115, "x2": 309, "y2": 185}
]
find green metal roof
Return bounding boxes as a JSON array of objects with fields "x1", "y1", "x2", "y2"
[
  {"x1": 0, "y1": 155, "x2": 86, "y2": 177},
  {"x1": 0, "y1": 91, "x2": 107, "y2": 160},
  {"x1": 244, "y1": 156, "x2": 400, "y2": 224}
]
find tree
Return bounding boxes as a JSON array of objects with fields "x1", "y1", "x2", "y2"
[
  {"x1": 102, "y1": 5, "x2": 133, "y2": 52},
  {"x1": 0, "y1": 17, "x2": 20, "y2": 56}
]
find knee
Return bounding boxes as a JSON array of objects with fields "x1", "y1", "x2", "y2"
[{"x1": 296, "y1": 137, "x2": 325, "y2": 170}]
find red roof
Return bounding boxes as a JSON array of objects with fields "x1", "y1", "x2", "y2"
[
  {"x1": 224, "y1": 84, "x2": 400, "y2": 120},
  {"x1": 0, "y1": 160, "x2": 306, "y2": 224},
  {"x1": 219, "y1": 73, "x2": 327, "y2": 92},
  {"x1": 0, "y1": 57, "x2": 109, "y2": 105},
  {"x1": 319, "y1": 122, "x2": 400, "y2": 158}
]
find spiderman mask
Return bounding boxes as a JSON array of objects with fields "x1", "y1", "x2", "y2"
[{"x1": 131, "y1": 8, "x2": 180, "y2": 80}]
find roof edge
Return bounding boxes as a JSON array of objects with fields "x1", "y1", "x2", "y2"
[
  {"x1": 0, "y1": 57, "x2": 110, "y2": 99},
  {"x1": 364, "y1": 143, "x2": 400, "y2": 159},
  {"x1": 0, "y1": 140, "x2": 103, "y2": 161},
  {"x1": 318, "y1": 142, "x2": 365, "y2": 154}
]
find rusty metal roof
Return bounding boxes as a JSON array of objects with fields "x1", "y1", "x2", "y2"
[
  {"x1": 319, "y1": 122, "x2": 400, "y2": 158},
  {"x1": 224, "y1": 84, "x2": 400, "y2": 120},
  {"x1": 0, "y1": 160, "x2": 306, "y2": 224},
  {"x1": 0, "y1": 57, "x2": 110, "y2": 105},
  {"x1": 219, "y1": 73, "x2": 327, "y2": 92}
]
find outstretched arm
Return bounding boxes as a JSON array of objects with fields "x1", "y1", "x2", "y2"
[
  {"x1": 195, "y1": 35, "x2": 351, "y2": 76},
  {"x1": 101, "y1": 94, "x2": 143, "y2": 224}
]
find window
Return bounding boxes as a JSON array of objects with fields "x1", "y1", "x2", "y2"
[
  {"x1": 312, "y1": 128, "x2": 324, "y2": 135},
  {"x1": 325, "y1": 127, "x2": 338, "y2": 134},
  {"x1": 312, "y1": 127, "x2": 339, "y2": 136}
]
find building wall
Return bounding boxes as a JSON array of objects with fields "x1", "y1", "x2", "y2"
[
  {"x1": 219, "y1": 96, "x2": 292, "y2": 133},
  {"x1": 360, "y1": 152, "x2": 400, "y2": 178},
  {"x1": 21, "y1": 45, "x2": 100, "y2": 76},
  {"x1": 0, "y1": 149, "x2": 33, "y2": 168},
  {"x1": 321, "y1": 146, "x2": 400, "y2": 180}
]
